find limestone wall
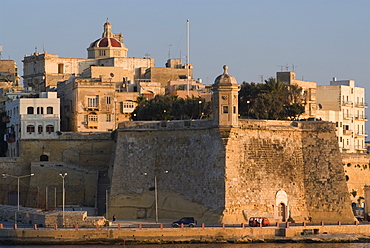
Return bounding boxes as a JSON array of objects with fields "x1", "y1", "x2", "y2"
[
  {"x1": 341, "y1": 153, "x2": 370, "y2": 204},
  {"x1": 110, "y1": 120, "x2": 225, "y2": 222},
  {"x1": 20, "y1": 132, "x2": 114, "y2": 171},
  {"x1": 29, "y1": 162, "x2": 98, "y2": 208},
  {"x1": 0, "y1": 132, "x2": 114, "y2": 209},
  {"x1": 110, "y1": 119, "x2": 355, "y2": 224}
]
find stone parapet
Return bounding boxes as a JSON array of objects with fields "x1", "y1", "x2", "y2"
[
  {"x1": 0, "y1": 205, "x2": 105, "y2": 227},
  {"x1": 118, "y1": 119, "x2": 215, "y2": 131}
]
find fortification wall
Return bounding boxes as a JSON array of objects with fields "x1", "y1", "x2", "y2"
[
  {"x1": 20, "y1": 132, "x2": 114, "y2": 171},
  {"x1": 110, "y1": 120, "x2": 225, "y2": 222},
  {"x1": 341, "y1": 153, "x2": 370, "y2": 204},
  {"x1": 0, "y1": 132, "x2": 114, "y2": 209},
  {"x1": 300, "y1": 122, "x2": 353, "y2": 222},
  {"x1": 110, "y1": 120, "x2": 355, "y2": 224},
  {"x1": 29, "y1": 162, "x2": 98, "y2": 208}
]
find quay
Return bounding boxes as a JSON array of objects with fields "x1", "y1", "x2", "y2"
[{"x1": 1, "y1": 221, "x2": 370, "y2": 245}]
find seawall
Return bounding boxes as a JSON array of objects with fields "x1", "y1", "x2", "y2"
[{"x1": 2, "y1": 223, "x2": 370, "y2": 245}]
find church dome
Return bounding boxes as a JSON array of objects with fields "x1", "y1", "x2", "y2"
[
  {"x1": 214, "y1": 65, "x2": 237, "y2": 86},
  {"x1": 89, "y1": 37, "x2": 122, "y2": 48},
  {"x1": 87, "y1": 19, "x2": 128, "y2": 59}
]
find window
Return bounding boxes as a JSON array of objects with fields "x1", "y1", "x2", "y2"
[
  {"x1": 37, "y1": 107, "x2": 43, "y2": 114},
  {"x1": 46, "y1": 125, "x2": 54, "y2": 133},
  {"x1": 38, "y1": 125, "x2": 43, "y2": 134},
  {"x1": 99, "y1": 50, "x2": 106, "y2": 56},
  {"x1": 27, "y1": 125, "x2": 35, "y2": 133},
  {"x1": 106, "y1": 114, "x2": 111, "y2": 122},
  {"x1": 122, "y1": 101, "x2": 135, "y2": 113},
  {"x1": 223, "y1": 106, "x2": 229, "y2": 114},
  {"x1": 106, "y1": 96, "x2": 111, "y2": 104},
  {"x1": 88, "y1": 96, "x2": 99, "y2": 108},
  {"x1": 27, "y1": 107, "x2": 34, "y2": 114},
  {"x1": 58, "y1": 64, "x2": 64, "y2": 74},
  {"x1": 47, "y1": 107, "x2": 53, "y2": 114},
  {"x1": 88, "y1": 114, "x2": 98, "y2": 122},
  {"x1": 123, "y1": 102, "x2": 134, "y2": 109},
  {"x1": 40, "y1": 155, "x2": 49, "y2": 161},
  {"x1": 88, "y1": 112, "x2": 98, "y2": 128}
]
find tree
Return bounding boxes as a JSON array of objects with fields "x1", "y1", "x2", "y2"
[
  {"x1": 239, "y1": 77, "x2": 305, "y2": 120},
  {"x1": 131, "y1": 95, "x2": 212, "y2": 121}
]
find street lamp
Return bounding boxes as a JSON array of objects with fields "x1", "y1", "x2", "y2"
[
  {"x1": 59, "y1": 172, "x2": 67, "y2": 227},
  {"x1": 143, "y1": 170, "x2": 169, "y2": 223},
  {"x1": 246, "y1": 100, "x2": 251, "y2": 118},
  {"x1": 2, "y1": 172, "x2": 34, "y2": 223},
  {"x1": 198, "y1": 100, "x2": 202, "y2": 119}
]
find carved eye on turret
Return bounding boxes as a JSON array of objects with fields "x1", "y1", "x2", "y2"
[{"x1": 222, "y1": 95, "x2": 228, "y2": 100}]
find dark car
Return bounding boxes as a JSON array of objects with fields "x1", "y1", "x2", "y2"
[
  {"x1": 171, "y1": 217, "x2": 197, "y2": 227},
  {"x1": 249, "y1": 217, "x2": 270, "y2": 227}
]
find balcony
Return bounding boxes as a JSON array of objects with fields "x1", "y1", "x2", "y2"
[
  {"x1": 355, "y1": 115, "x2": 368, "y2": 121},
  {"x1": 355, "y1": 102, "x2": 368, "y2": 108},
  {"x1": 355, "y1": 131, "x2": 366, "y2": 137},
  {"x1": 343, "y1": 114, "x2": 352, "y2": 120},
  {"x1": 355, "y1": 145, "x2": 367, "y2": 151},
  {"x1": 2, "y1": 116, "x2": 10, "y2": 123},
  {"x1": 343, "y1": 130, "x2": 352, "y2": 135},
  {"x1": 87, "y1": 121, "x2": 98, "y2": 128},
  {"x1": 342, "y1": 145, "x2": 351, "y2": 150},
  {"x1": 342, "y1": 101, "x2": 352, "y2": 106}
]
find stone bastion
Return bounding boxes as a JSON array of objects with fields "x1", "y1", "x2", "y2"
[{"x1": 109, "y1": 119, "x2": 355, "y2": 224}]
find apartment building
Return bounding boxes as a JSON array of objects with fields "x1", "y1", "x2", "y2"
[
  {"x1": 316, "y1": 78, "x2": 367, "y2": 153},
  {"x1": 5, "y1": 92, "x2": 60, "y2": 157}
]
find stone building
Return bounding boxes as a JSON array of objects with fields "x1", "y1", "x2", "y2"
[
  {"x1": 0, "y1": 60, "x2": 23, "y2": 110},
  {"x1": 277, "y1": 71, "x2": 317, "y2": 119},
  {"x1": 109, "y1": 66, "x2": 355, "y2": 224},
  {"x1": 23, "y1": 20, "x2": 199, "y2": 131},
  {"x1": 57, "y1": 77, "x2": 139, "y2": 132}
]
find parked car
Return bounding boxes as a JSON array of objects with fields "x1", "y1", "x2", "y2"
[
  {"x1": 171, "y1": 217, "x2": 197, "y2": 227},
  {"x1": 249, "y1": 217, "x2": 270, "y2": 227}
]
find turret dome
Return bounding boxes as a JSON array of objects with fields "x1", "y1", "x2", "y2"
[{"x1": 214, "y1": 65, "x2": 237, "y2": 86}]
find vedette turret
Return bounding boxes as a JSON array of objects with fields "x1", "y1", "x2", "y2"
[{"x1": 212, "y1": 65, "x2": 239, "y2": 127}]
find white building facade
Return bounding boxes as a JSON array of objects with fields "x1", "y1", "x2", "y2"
[
  {"x1": 316, "y1": 79, "x2": 367, "y2": 153},
  {"x1": 5, "y1": 92, "x2": 60, "y2": 157}
]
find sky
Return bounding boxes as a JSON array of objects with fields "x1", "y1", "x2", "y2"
[{"x1": 1, "y1": 0, "x2": 370, "y2": 134}]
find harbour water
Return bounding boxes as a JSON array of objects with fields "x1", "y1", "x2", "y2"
[{"x1": 2, "y1": 244, "x2": 370, "y2": 248}]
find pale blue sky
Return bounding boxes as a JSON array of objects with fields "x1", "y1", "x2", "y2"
[{"x1": 1, "y1": 0, "x2": 370, "y2": 133}]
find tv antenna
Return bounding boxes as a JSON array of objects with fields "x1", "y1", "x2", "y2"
[
  {"x1": 278, "y1": 63, "x2": 297, "y2": 72},
  {"x1": 166, "y1": 44, "x2": 172, "y2": 59},
  {"x1": 258, "y1": 75, "x2": 264, "y2": 83}
]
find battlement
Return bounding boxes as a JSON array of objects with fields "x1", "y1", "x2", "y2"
[
  {"x1": 118, "y1": 119, "x2": 215, "y2": 131},
  {"x1": 118, "y1": 119, "x2": 336, "y2": 133}
]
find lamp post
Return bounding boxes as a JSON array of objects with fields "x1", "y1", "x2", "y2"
[
  {"x1": 59, "y1": 173, "x2": 67, "y2": 227},
  {"x1": 144, "y1": 170, "x2": 168, "y2": 223},
  {"x1": 2, "y1": 172, "x2": 34, "y2": 223},
  {"x1": 246, "y1": 100, "x2": 251, "y2": 118},
  {"x1": 198, "y1": 100, "x2": 202, "y2": 119}
]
